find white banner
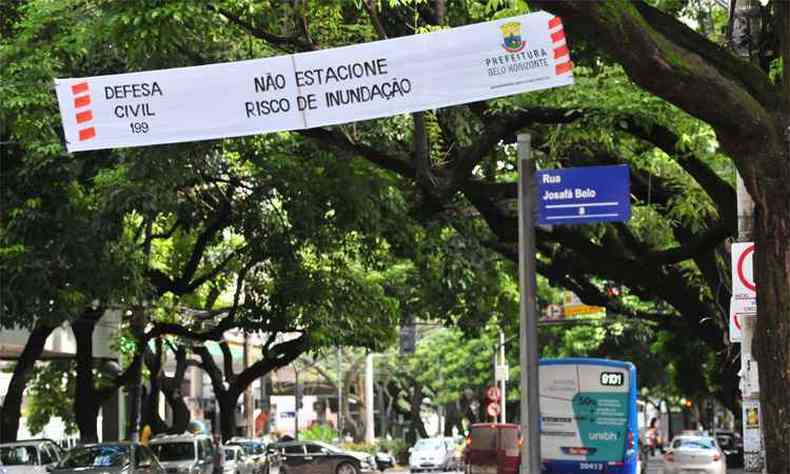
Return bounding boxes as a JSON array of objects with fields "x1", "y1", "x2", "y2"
[{"x1": 55, "y1": 11, "x2": 573, "y2": 152}]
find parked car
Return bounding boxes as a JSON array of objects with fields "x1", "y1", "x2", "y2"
[
  {"x1": 269, "y1": 440, "x2": 375, "y2": 474},
  {"x1": 222, "y1": 445, "x2": 256, "y2": 474},
  {"x1": 714, "y1": 431, "x2": 744, "y2": 468},
  {"x1": 0, "y1": 439, "x2": 64, "y2": 473},
  {"x1": 462, "y1": 424, "x2": 521, "y2": 474},
  {"x1": 409, "y1": 437, "x2": 457, "y2": 473},
  {"x1": 226, "y1": 438, "x2": 272, "y2": 474},
  {"x1": 149, "y1": 432, "x2": 216, "y2": 474},
  {"x1": 663, "y1": 435, "x2": 726, "y2": 474},
  {"x1": 49, "y1": 442, "x2": 165, "y2": 473}
]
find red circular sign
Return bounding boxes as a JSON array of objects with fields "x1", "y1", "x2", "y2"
[
  {"x1": 737, "y1": 244, "x2": 756, "y2": 292},
  {"x1": 486, "y1": 386, "x2": 501, "y2": 401},
  {"x1": 733, "y1": 313, "x2": 742, "y2": 331},
  {"x1": 487, "y1": 402, "x2": 501, "y2": 418}
]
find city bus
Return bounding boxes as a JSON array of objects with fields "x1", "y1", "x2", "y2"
[{"x1": 540, "y1": 358, "x2": 639, "y2": 474}]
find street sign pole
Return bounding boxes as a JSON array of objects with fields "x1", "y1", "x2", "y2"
[
  {"x1": 500, "y1": 331, "x2": 507, "y2": 424},
  {"x1": 517, "y1": 134, "x2": 541, "y2": 474}
]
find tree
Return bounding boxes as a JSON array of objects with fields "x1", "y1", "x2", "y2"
[
  {"x1": 520, "y1": 2, "x2": 789, "y2": 471},
  {"x1": 5, "y1": 1, "x2": 786, "y2": 462},
  {"x1": 198, "y1": 0, "x2": 743, "y2": 409}
]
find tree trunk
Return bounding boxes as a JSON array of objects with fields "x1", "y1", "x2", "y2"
[
  {"x1": 141, "y1": 342, "x2": 167, "y2": 435},
  {"x1": 163, "y1": 389, "x2": 191, "y2": 435},
  {"x1": 443, "y1": 402, "x2": 459, "y2": 436},
  {"x1": 72, "y1": 313, "x2": 102, "y2": 443},
  {"x1": 126, "y1": 305, "x2": 146, "y2": 442},
  {"x1": 410, "y1": 381, "x2": 428, "y2": 439},
  {"x1": 0, "y1": 324, "x2": 55, "y2": 443},
  {"x1": 217, "y1": 391, "x2": 239, "y2": 442},
  {"x1": 752, "y1": 182, "x2": 790, "y2": 474}
]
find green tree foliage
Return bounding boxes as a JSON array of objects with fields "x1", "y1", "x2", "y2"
[
  {"x1": 5, "y1": 0, "x2": 783, "y2": 451},
  {"x1": 23, "y1": 361, "x2": 77, "y2": 436}
]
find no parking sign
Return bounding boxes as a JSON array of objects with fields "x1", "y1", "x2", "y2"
[
  {"x1": 732, "y1": 242, "x2": 755, "y2": 299},
  {"x1": 731, "y1": 242, "x2": 756, "y2": 343}
]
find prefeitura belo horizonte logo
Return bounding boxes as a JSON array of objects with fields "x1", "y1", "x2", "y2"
[{"x1": 500, "y1": 22, "x2": 526, "y2": 53}]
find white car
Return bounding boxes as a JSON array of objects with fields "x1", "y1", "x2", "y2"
[
  {"x1": 663, "y1": 435, "x2": 726, "y2": 474},
  {"x1": 0, "y1": 439, "x2": 63, "y2": 473},
  {"x1": 223, "y1": 445, "x2": 256, "y2": 474},
  {"x1": 408, "y1": 438, "x2": 455, "y2": 473},
  {"x1": 149, "y1": 432, "x2": 217, "y2": 474}
]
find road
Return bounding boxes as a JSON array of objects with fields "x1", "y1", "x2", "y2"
[{"x1": 386, "y1": 458, "x2": 746, "y2": 474}]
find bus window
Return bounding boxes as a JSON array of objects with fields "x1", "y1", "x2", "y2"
[{"x1": 470, "y1": 426, "x2": 497, "y2": 450}]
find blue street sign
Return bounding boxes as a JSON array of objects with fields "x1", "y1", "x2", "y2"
[{"x1": 536, "y1": 164, "x2": 630, "y2": 225}]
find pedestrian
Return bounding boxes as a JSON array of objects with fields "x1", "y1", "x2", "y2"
[
  {"x1": 646, "y1": 418, "x2": 657, "y2": 457},
  {"x1": 655, "y1": 419, "x2": 664, "y2": 454},
  {"x1": 212, "y1": 432, "x2": 224, "y2": 474}
]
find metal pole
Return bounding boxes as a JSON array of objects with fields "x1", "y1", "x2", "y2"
[
  {"x1": 260, "y1": 373, "x2": 268, "y2": 436},
  {"x1": 365, "y1": 353, "x2": 375, "y2": 443},
  {"x1": 294, "y1": 367, "x2": 299, "y2": 440},
  {"x1": 337, "y1": 348, "x2": 343, "y2": 438},
  {"x1": 517, "y1": 134, "x2": 541, "y2": 474},
  {"x1": 243, "y1": 332, "x2": 254, "y2": 438},
  {"x1": 500, "y1": 331, "x2": 507, "y2": 424}
]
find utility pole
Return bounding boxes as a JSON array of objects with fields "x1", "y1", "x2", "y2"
[
  {"x1": 294, "y1": 367, "x2": 301, "y2": 440},
  {"x1": 499, "y1": 331, "x2": 507, "y2": 424},
  {"x1": 259, "y1": 372, "x2": 268, "y2": 436},
  {"x1": 337, "y1": 348, "x2": 343, "y2": 439},
  {"x1": 728, "y1": 1, "x2": 764, "y2": 472},
  {"x1": 517, "y1": 134, "x2": 541, "y2": 474},
  {"x1": 365, "y1": 353, "x2": 375, "y2": 443},
  {"x1": 243, "y1": 332, "x2": 254, "y2": 438}
]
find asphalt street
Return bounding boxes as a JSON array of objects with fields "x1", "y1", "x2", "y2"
[{"x1": 386, "y1": 458, "x2": 747, "y2": 474}]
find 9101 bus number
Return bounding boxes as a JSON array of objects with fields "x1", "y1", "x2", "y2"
[{"x1": 600, "y1": 371, "x2": 624, "y2": 386}]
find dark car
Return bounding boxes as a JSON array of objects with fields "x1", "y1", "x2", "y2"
[
  {"x1": 48, "y1": 442, "x2": 164, "y2": 474},
  {"x1": 268, "y1": 441, "x2": 374, "y2": 474},
  {"x1": 714, "y1": 431, "x2": 744, "y2": 468}
]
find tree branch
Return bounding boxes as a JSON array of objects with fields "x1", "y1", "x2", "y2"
[
  {"x1": 527, "y1": 0, "x2": 777, "y2": 171},
  {"x1": 299, "y1": 127, "x2": 415, "y2": 178},
  {"x1": 207, "y1": 5, "x2": 316, "y2": 52},
  {"x1": 632, "y1": 0, "x2": 780, "y2": 109},
  {"x1": 230, "y1": 333, "x2": 310, "y2": 398},
  {"x1": 219, "y1": 341, "x2": 235, "y2": 384},
  {"x1": 175, "y1": 198, "x2": 233, "y2": 292}
]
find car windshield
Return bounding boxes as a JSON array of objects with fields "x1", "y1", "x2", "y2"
[
  {"x1": 414, "y1": 439, "x2": 445, "y2": 451},
  {"x1": 716, "y1": 435, "x2": 735, "y2": 448},
  {"x1": 673, "y1": 438, "x2": 716, "y2": 450},
  {"x1": 0, "y1": 446, "x2": 38, "y2": 465},
  {"x1": 59, "y1": 445, "x2": 131, "y2": 468},
  {"x1": 151, "y1": 442, "x2": 195, "y2": 461}
]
